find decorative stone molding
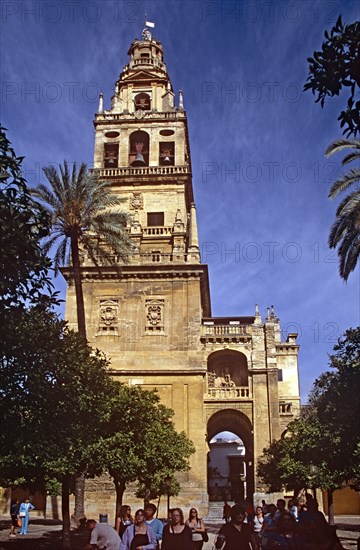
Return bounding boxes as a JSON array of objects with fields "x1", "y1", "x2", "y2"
[
  {"x1": 145, "y1": 298, "x2": 164, "y2": 332},
  {"x1": 97, "y1": 299, "x2": 119, "y2": 335},
  {"x1": 129, "y1": 192, "x2": 143, "y2": 210}
]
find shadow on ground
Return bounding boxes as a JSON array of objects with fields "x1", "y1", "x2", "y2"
[{"x1": 0, "y1": 520, "x2": 89, "y2": 550}]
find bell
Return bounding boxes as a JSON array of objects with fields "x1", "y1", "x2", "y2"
[
  {"x1": 132, "y1": 153, "x2": 146, "y2": 166},
  {"x1": 162, "y1": 156, "x2": 171, "y2": 164},
  {"x1": 107, "y1": 157, "x2": 115, "y2": 165}
]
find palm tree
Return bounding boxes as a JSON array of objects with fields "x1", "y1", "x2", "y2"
[
  {"x1": 325, "y1": 139, "x2": 360, "y2": 281},
  {"x1": 33, "y1": 161, "x2": 133, "y2": 521},
  {"x1": 33, "y1": 161, "x2": 133, "y2": 338}
]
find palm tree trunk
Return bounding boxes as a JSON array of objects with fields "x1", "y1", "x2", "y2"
[
  {"x1": 62, "y1": 476, "x2": 72, "y2": 549},
  {"x1": 70, "y1": 237, "x2": 87, "y2": 521},
  {"x1": 70, "y1": 236, "x2": 86, "y2": 339}
]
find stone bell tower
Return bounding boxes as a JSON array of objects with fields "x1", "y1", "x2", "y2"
[
  {"x1": 64, "y1": 27, "x2": 300, "y2": 520},
  {"x1": 64, "y1": 26, "x2": 212, "y2": 514},
  {"x1": 93, "y1": 29, "x2": 202, "y2": 266}
]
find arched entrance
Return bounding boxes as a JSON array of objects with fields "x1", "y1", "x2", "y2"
[{"x1": 207, "y1": 409, "x2": 254, "y2": 504}]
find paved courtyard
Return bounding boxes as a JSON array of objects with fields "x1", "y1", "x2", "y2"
[{"x1": 0, "y1": 516, "x2": 359, "y2": 549}]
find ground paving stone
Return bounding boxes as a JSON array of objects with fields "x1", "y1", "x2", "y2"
[{"x1": 0, "y1": 516, "x2": 359, "y2": 549}]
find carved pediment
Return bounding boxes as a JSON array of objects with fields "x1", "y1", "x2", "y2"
[{"x1": 122, "y1": 70, "x2": 166, "y2": 83}]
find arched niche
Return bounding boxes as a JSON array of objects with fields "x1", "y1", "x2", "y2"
[
  {"x1": 207, "y1": 349, "x2": 249, "y2": 387},
  {"x1": 129, "y1": 130, "x2": 149, "y2": 166},
  {"x1": 134, "y1": 92, "x2": 151, "y2": 111}
]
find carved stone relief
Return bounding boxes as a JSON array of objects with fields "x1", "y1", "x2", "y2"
[
  {"x1": 97, "y1": 299, "x2": 119, "y2": 335},
  {"x1": 129, "y1": 192, "x2": 143, "y2": 210},
  {"x1": 208, "y1": 371, "x2": 236, "y2": 388},
  {"x1": 145, "y1": 299, "x2": 164, "y2": 332}
]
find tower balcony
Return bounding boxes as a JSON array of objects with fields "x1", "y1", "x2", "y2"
[
  {"x1": 96, "y1": 165, "x2": 190, "y2": 178},
  {"x1": 127, "y1": 58, "x2": 166, "y2": 70},
  {"x1": 142, "y1": 226, "x2": 173, "y2": 237},
  {"x1": 201, "y1": 319, "x2": 252, "y2": 344},
  {"x1": 94, "y1": 111, "x2": 187, "y2": 123},
  {"x1": 205, "y1": 386, "x2": 251, "y2": 400}
]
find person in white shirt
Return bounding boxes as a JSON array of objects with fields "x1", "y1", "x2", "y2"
[{"x1": 85, "y1": 519, "x2": 121, "y2": 550}]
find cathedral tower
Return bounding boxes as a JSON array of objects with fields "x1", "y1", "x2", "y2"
[{"x1": 64, "y1": 28, "x2": 300, "y2": 518}]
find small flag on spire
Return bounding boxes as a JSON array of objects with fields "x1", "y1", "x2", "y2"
[{"x1": 145, "y1": 21, "x2": 155, "y2": 28}]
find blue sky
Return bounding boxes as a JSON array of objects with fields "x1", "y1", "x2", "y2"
[{"x1": 1, "y1": 0, "x2": 359, "y2": 401}]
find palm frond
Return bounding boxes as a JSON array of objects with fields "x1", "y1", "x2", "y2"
[
  {"x1": 337, "y1": 231, "x2": 360, "y2": 281},
  {"x1": 41, "y1": 233, "x2": 62, "y2": 255},
  {"x1": 328, "y1": 169, "x2": 360, "y2": 198},
  {"x1": 53, "y1": 237, "x2": 69, "y2": 274},
  {"x1": 341, "y1": 151, "x2": 360, "y2": 165},
  {"x1": 32, "y1": 184, "x2": 60, "y2": 211},
  {"x1": 325, "y1": 139, "x2": 360, "y2": 157},
  {"x1": 335, "y1": 190, "x2": 360, "y2": 218},
  {"x1": 329, "y1": 216, "x2": 349, "y2": 248},
  {"x1": 42, "y1": 166, "x2": 66, "y2": 202}
]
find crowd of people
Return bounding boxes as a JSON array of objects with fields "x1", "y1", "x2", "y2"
[
  {"x1": 218, "y1": 497, "x2": 345, "y2": 550},
  {"x1": 9, "y1": 495, "x2": 345, "y2": 549},
  {"x1": 84, "y1": 497, "x2": 344, "y2": 550},
  {"x1": 85, "y1": 504, "x2": 208, "y2": 550}
]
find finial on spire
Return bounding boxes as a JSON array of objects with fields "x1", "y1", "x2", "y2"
[
  {"x1": 255, "y1": 304, "x2": 259, "y2": 316},
  {"x1": 179, "y1": 90, "x2": 184, "y2": 110},
  {"x1": 271, "y1": 305, "x2": 275, "y2": 317},
  {"x1": 266, "y1": 307, "x2": 271, "y2": 320},
  {"x1": 98, "y1": 92, "x2": 104, "y2": 113}
]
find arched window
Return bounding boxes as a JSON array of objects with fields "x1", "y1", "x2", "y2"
[
  {"x1": 129, "y1": 131, "x2": 149, "y2": 166},
  {"x1": 134, "y1": 92, "x2": 151, "y2": 111},
  {"x1": 159, "y1": 142, "x2": 174, "y2": 165},
  {"x1": 103, "y1": 143, "x2": 119, "y2": 168}
]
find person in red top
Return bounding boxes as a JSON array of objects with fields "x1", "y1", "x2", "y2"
[{"x1": 215, "y1": 504, "x2": 252, "y2": 550}]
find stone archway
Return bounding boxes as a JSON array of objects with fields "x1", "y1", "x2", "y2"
[{"x1": 207, "y1": 409, "x2": 254, "y2": 503}]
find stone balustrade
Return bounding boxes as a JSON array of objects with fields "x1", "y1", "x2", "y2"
[
  {"x1": 136, "y1": 252, "x2": 183, "y2": 263},
  {"x1": 128, "y1": 58, "x2": 166, "y2": 69},
  {"x1": 95, "y1": 111, "x2": 186, "y2": 122},
  {"x1": 205, "y1": 386, "x2": 250, "y2": 400},
  {"x1": 202, "y1": 324, "x2": 249, "y2": 336},
  {"x1": 142, "y1": 226, "x2": 172, "y2": 236},
  {"x1": 279, "y1": 402, "x2": 293, "y2": 415},
  {"x1": 201, "y1": 324, "x2": 251, "y2": 344},
  {"x1": 96, "y1": 165, "x2": 189, "y2": 177}
]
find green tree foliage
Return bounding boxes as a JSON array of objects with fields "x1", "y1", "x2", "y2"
[
  {"x1": 0, "y1": 307, "x2": 195, "y2": 544},
  {"x1": 0, "y1": 307, "x2": 118, "y2": 548},
  {"x1": 324, "y1": 139, "x2": 360, "y2": 280},
  {"x1": 85, "y1": 386, "x2": 195, "y2": 519},
  {"x1": 32, "y1": 161, "x2": 133, "y2": 339},
  {"x1": 310, "y1": 327, "x2": 360, "y2": 487},
  {"x1": 0, "y1": 126, "x2": 53, "y2": 309},
  {"x1": 257, "y1": 328, "x2": 360, "y2": 524},
  {"x1": 304, "y1": 16, "x2": 360, "y2": 137},
  {"x1": 33, "y1": 161, "x2": 133, "y2": 519}
]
